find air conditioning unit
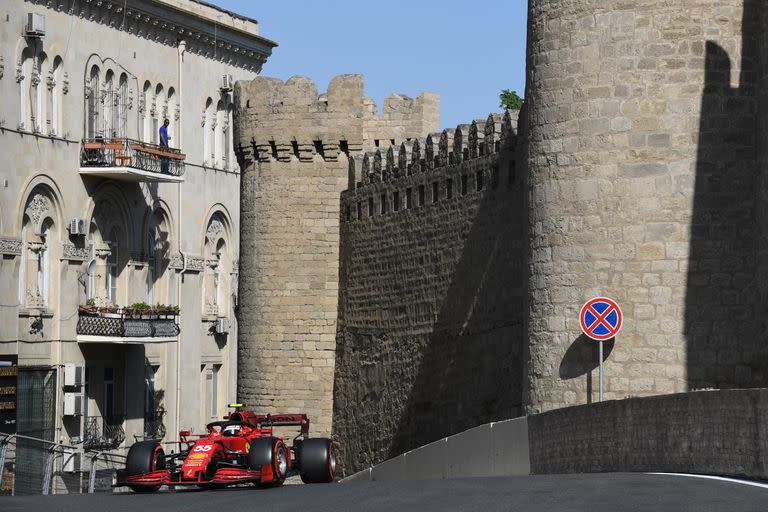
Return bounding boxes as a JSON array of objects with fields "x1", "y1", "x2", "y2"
[
  {"x1": 62, "y1": 448, "x2": 82, "y2": 473},
  {"x1": 69, "y1": 218, "x2": 86, "y2": 236},
  {"x1": 64, "y1": 392, "x2": 84, "y2": 416},
  {"x1": 64, "y1": 363, "x2": 85, "y2": 387},
  {"x1": 221, "y1": 74, "x2": 233, "y2": 92},
  {"x1": 25, "y1": 13, "x2": 46, "y2": 37},
  {"x1": 214, "y1": 318, "x2": 229, "y2": 334}
]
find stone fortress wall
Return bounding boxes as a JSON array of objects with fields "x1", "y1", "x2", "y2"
[
  {"x1": 524, "y1": 0, "x2": 767, "y2": 414},
  {"x1": 332, "y1": 110, "x2": 526, "y2": 471},
  {"x1": 233, "y1": 75, "x2": 438, "y2": 435}
]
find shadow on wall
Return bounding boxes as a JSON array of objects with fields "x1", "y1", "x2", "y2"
[
  {"x1": 387, "y1": 171, "x2": 526, "y2": 458},
  {"x1": 685, "y1": 0, "x2": 767, "y2": 389},
  {"x1": 332, "y1": 133, "x2": 528, "y2": 474}
]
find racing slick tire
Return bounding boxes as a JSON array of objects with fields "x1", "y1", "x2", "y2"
[
  {"x1": 126, "y1": 440, "x2": 165, "y2": 493},
  {"x1": 249, "y1": 437, "x2": 288, "y2": 485},
  {"x1": 298, "y1": 438, "x2": 335, "y2": 484}
]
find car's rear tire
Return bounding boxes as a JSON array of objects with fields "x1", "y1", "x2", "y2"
[
  {"x1": 249, "y1": 437, "x2": 288, "y2": 485},
  {"x1": 126, "y1": 440, "x2": 165, "y2": 493},
  {"x1": 298, "y1": 438, "x2": 335, "y2": 484}
]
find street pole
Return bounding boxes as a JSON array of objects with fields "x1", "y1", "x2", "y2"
[{"x1": 599, "y1": 341, "x2": 604, "y2": 402}]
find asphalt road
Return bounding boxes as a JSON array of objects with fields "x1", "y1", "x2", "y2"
[{"x1": 2, "y1": 473, "x2": 767, "y2": 512}]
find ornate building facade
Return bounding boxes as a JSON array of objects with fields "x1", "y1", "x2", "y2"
[{"x1": 0, "y1": 0, "x2": 275, "y2": 471}]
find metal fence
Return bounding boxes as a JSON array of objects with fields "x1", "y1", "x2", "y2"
[
  {"x1": 0, "y1": 433, "x2": 127, "y2": 496},
  {"x1": 80, "y1": 138, "x2": 186, "y2": 177}
]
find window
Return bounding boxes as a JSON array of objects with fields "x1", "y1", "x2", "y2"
[
  {"x1": 476, "y1": 170, "x2": 484, "y2": 191},
  {"x1": 203, "y1": 98, "x2": 213, "y2": 164},
  {"x1": 446, "y1": 179, "x2": 453, "y2": 200},
  {"x1": 210, "y1": 365, "x2": 220, "y2": 418},
  {"x1": 380, "y1": 193, "x2": 387, "y2": 215},
  {"x1": 34, "y1": 52, "x2": 48, "y2": 133},
  {"x1": 153, "y1": 83, "x2": 164, "y2": 145},
  {"x1": 86, "y1": 258, "x2": 96, "y2": 301},
  {"x1": 491, "y1": 165, "x2": 499, "y2": 189},
  {"x1": 146, "y1": 230, "x2": 156, "y2": 305},
  {"x1": 50, "y1": 57, "x2": 63, "y2": 136},
  {"x1": 141, "y1": 81, "x2": 152, "y2": 142},
  {"x1": 432, "y1": 182, "x2": 439, "y2": 204},
  {"x1": 357, "y1": 201, "x2": 362, "y2": 220},
  {"x1": 405, "y1": 188, "x2": 412, "y2": 209},
  {"x1": 117, "y1": 74, "x2": 128, "y2": 138},
  {"x1": 418, "y1": 185, "x2": 425, "y2": 207},
  {"x1": 87, "y1": 66, "x2": 101, "y2": 138},
  {"x1": 107, "y1": 229, "x2": 119, "y2": 305},
  {"x1": 104, "y1": 367, "x2": 115, "y2": 422},
  {"x1": 19, "y1": 48, "x2": 33, "y2": 130},
  {"x1": 38, "y1": 223, "x2": 50, "y2": 306},
  {"x1": 144, "y1": 365, "x2": 157, "y2": 417},
  {"x1": 104, "y1": 70, "x2": 114, "y2": 137},
  {"x1": 461, "y1": 175, "x2": 468, "y2": 196},
  {"x1": 392, "y1": 191, "x2": 400, "y2": 212},
  {"x1": 367, "y1": 197, "x2": 374, "y2": 217}
]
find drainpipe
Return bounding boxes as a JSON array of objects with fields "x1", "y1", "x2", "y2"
[{"x1": 174, "y1": 40, "x2": 187, "y2": 439}]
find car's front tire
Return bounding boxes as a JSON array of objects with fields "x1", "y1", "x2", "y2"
[{"x1": 126, "y1": 440, "x2": 165, "y2": 493}]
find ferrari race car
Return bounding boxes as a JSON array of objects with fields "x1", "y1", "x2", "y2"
[{"x1": 116, "y1": 408, "x2": 335, "y2": 492}]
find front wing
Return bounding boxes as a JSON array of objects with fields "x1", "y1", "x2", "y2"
[{"x1": 116, "y1": 465, "x2": 278, "y2": 488}]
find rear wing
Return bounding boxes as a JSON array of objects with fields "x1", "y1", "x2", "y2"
[{"x1": 227, "y1": 406, "x2": 310, "y2": 436}]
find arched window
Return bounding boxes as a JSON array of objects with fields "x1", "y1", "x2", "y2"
[
  {"x1": 107, "y1": 228, "x2": 120, "y2": 305},
  {"x1": 215, "y1": 99, "x2": 225, "y2": 168},
  {"x1": 145, "y1": 209, "x2": 169, "y2": 305},
  {"x1": 20, "y1": 186, "x2": 59, "y2": 310},
  {"x1": 50, "y1": 57, "x2": 63, "y2": 136},
  {"x1": 34, "y1": 52, "x2": 48, "y2": 133},
  {"x1": 118, "y1": 73, "x2": 128, "y2": 138},
  {"x1": 104, "y1": 70, "x2": 114, "y2": 137},
  {"x1": 167, "y1": 88, "x2": 176, "y2": 148},
  {"x1": 87, "y1": 65, "x2": 101, "y2": 138},
  {"x1": 141, "y1": 81, "x2": 151, "y2": 142},
  {"x1": 203, "y1": 98, "x2": 213, "y2": 165},
  {"x1": 154, "y1": 83, "x2": 164, "y2": 145},
  {"x1": 19, "y1": 47, "x2": 34, "y2": 131}
]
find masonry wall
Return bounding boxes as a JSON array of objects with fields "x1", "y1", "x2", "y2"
[
  {"x1": 333, "y1": 111, "x2": 526, "y2": 474},
  {"x1": 524, "y1": 0, "x2": 763, "y2": 414},
  {"x1": 234, "y1": 75, "x2": 437, "y2": 435}
]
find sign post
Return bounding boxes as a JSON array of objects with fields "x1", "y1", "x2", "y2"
[{"x1": 579, "y1": 297, "x2": 622, "y2": 402}]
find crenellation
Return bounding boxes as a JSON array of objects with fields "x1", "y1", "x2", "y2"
[
  {"x1": 386, "y1": 145, "x2": 401, "y2": 179},
  {"x1": 454, "y1": 124, "x2": 470, "y2": 163},
  {"x1": 485, "y1": 113, "x2": 503, "y2": 155},
  {"x1": 425, "y1": 132, "x2": 442, "y2": 171},
  {"x1": 469, "y1": 120, "x2": 486, "y2": 158},
  {"x1": 410, "y1": 139, "x2": 424, "y2": 174},
  {"x1": 398, "y1": 140, "x2": 414, "y2": 176},
  {"x1": 438, "y1": 128, "x2": 455, "y2": 167}
]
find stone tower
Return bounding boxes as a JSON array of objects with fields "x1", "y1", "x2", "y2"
[
  {"x1": 524, "y1": 0, "x2": 766, "y2": 413},
  {"x1": 233, "y1": 75, "x2": 438, "y2": 434}
]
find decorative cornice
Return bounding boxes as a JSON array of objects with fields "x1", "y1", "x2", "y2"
[
  {"x1": 0, "y1": 238, "x2": 22, "y2": 256},
  {"x1": 28, "y1": 0, "x2": 274, "y2": 73}
]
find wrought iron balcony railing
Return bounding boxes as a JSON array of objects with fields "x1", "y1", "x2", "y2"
[
  {"x1": 76, "y1": 309, "x2": 180, "y2": 343},
  {"x1": 83, "y1": 415, "x2": 125, "y2": 450},
  {"x1": 80, "y1": 138, "x2": 186, "y2": 181}
]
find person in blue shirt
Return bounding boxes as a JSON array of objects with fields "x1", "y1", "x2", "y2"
[{"x1": 159, "y1": 118, "x2": 171, "y2": 173}]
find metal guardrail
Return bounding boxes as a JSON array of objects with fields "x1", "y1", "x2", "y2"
[
  {"x1": 80, "y1": 137, "x2": 186, "y2": 177},
  {"x1": 0, "y1": 433, "x2": 127, "y2": 496}
]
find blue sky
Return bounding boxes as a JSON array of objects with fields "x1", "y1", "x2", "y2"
[{"x1": 213, "y1": 0, "x2": 528, "y2": 129}]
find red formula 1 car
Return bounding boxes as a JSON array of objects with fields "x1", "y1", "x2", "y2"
[{"x1": 116, "y1": 408, "x2": 336, "y2": 493}]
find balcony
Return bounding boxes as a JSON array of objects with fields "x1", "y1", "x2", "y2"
[
  {"x1": 83, "y1": 415, "x2": 126, "y2": 450},
  {"x1": 76, "y1": 306, "x2": 180, "y2": 344},
  {"x1": 79, "y1": 138, "x2": 186, "y2": 183}
]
